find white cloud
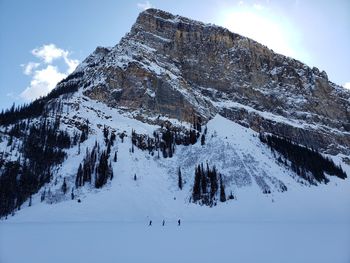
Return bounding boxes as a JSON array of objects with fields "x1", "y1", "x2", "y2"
[
  {"x1": 20, "y1": 44, "x2": 79, "y2": 101},
  {"x1": 137, "y1": 1, "x2": 153, "y2": 10},
  {"x1": 20, "y1": 65, "x2": 66, "y2": 101},
  {"x1": 22, "y1": 62, "x2": 40, "y2": 75},
  {"x1": 32, "y1": 44, "x2": 68, "y2": 64},
  {"x1": 343, "y1": 82, "x2": 350, "y2": 90}
]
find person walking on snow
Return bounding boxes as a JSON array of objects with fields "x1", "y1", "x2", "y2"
[
  {"x1": 149, "y1": 220, "x2": 152, "y2": 226},
  {"x1": 178, "y1": 219, "x2": 181, "y2": 226}
]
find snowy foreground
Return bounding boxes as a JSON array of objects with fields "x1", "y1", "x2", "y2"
[
  {"x1": 1, "y1": 220, "x2": 349, "y2": 263},
  {"x1": 1, "y1": 180, "x2": 350, "y2": 263}
]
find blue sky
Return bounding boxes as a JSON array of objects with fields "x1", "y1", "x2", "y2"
[{"x1": 0, "y1": 0, "x2": 349, "y2": 110}]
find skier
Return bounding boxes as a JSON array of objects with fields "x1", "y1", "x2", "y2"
[
  {"x1": 149, "y1": 220, "x2": 152, "y2": 226},
  {"x1": 178, "y1": 219, "x2": 181, "y2": 226},
  {"x1": 162, "y1": 219, "x2": 165, "y2": 226}
]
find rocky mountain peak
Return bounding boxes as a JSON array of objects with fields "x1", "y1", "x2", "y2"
[{"x1": 64, "y1": 9, "x2": 350, "y2": 155}]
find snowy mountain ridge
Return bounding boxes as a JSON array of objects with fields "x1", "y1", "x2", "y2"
[
  {"x1": 0, "y1": 8, "x2": 349, "y2": 221},
  {"x1": 66, "y1": 8, "x2": 350, "y2": 156}
]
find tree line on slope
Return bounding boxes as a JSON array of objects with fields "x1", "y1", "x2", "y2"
[
  {"x1": 131, "y1": 115, "x2": 207, "y2": 158},
  {"x1": 75, "y1": 126, "x2": 116, "y2": 189},
  {"x1": 0, "y1": 117, "x2": 82, "y2": 218},
  {"x1": 259, "y1": 133, "x2": 347, "y2": 184},
  {"x1": 0, "y1": 71, "x2": 83, "y2": 126}
]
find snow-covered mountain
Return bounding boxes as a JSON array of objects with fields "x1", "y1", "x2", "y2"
[{"x1": 0, "y1": 8, "x2": 349, "y2": 221}]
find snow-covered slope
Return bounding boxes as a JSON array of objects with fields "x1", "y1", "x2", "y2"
[
  {"x1": 3, "y1": 92, "x2": 349, "y2": 223},
  {"x1": 0, "y1": 8, "x2": 349, "y2": 223}
]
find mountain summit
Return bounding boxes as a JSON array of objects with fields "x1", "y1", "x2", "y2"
[
  {"x1": 0, "y1": 9, "x2": 349, "y2": 219},
  {"x1": 78, "y1": 8, "x2": 350, "y2": 155}
]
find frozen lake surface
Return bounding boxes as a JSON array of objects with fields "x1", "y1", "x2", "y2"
[{"x1": 1, "y1": 221, "x2": 349, "y2": 263}]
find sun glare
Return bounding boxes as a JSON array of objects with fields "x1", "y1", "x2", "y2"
[{"x1": 217, "y1": 4, "x2": 310, "y2": 63}]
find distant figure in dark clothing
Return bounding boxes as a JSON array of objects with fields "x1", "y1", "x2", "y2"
[
  {"x1": 149, "y1": 220, "x2": 152, "y2": 226},
  {"x1": 162, "y1": 220, "x2": 165, "y2": 226},
  {"x1": 178, "y1": 219, "x2": 181, "y2": 226}
]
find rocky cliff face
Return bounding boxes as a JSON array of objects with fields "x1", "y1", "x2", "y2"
[{"x1": 62, "y1": 8, "x2": 350, "y2": 155}]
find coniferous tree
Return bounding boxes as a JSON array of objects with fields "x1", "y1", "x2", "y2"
[
  {"x1": 95, "y1": 151, "x2": 110, "y2": 188},
  {"x1": 62, "y1": 178, "x2": 67, "y2": 194},
  {"x1": 40, "y1": 190, "x2": 46, "y2": 202},
  {"x1": 76, "y1": 163, "x2": 83, "y2": 188},
  {"x1": 120, "y1": 132, "x2": 125, "y2": 143},
  {"x1": 109, "y1": 162, "x2": 113, "y2": 180},
  {"x1": 228, "y1": 191, "x2": 234, "y2": 200},
  {"x1": 178, "y1": 167, "x2": 183, "y2": 190},
  {"x1": 78, "y1": 120, "x2": 89, "y2": 143},
  {"x1": 103, "y1": 125, "x2": 109, "y2": 145},
  {"x1": 162, "y1": 144, "x2": 167, "y2": 158},
  {"x1": 107, "y1": 142, "x2": 111, "y2": 156},
  {"x1": 7, "y1": 134, "x2": 13, "y2": 146},
  {"x1": 28, "y1": 195, "x2": 32, "y2": 207},
  {"x1": 219, "y1": 174, "x2": 226, "y2": 202},
  {"x1": 192, "y1": 165, "x2": 202, "y2": 202},
  {"x1": 209, "y1": 165, "x2": 218, "y2": 200},
  {"x1": 168, "y1": 144, "x2": 173, "y2": 158},
  {"x1": 201, "y1": 134, "x2": 205, "y2": 146},
  {"x1": 110, "y1": 132, "x2": 116, "y2": 146},
  {"x1": 196, "y1": 116, "x2": 202, "y2": 132},
  {"x1": 189, "y1": 130, "x2": 197, "y2": 145},
  {"x1": 201, "y1": 164, "x2": 207, "y2": 196}
]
